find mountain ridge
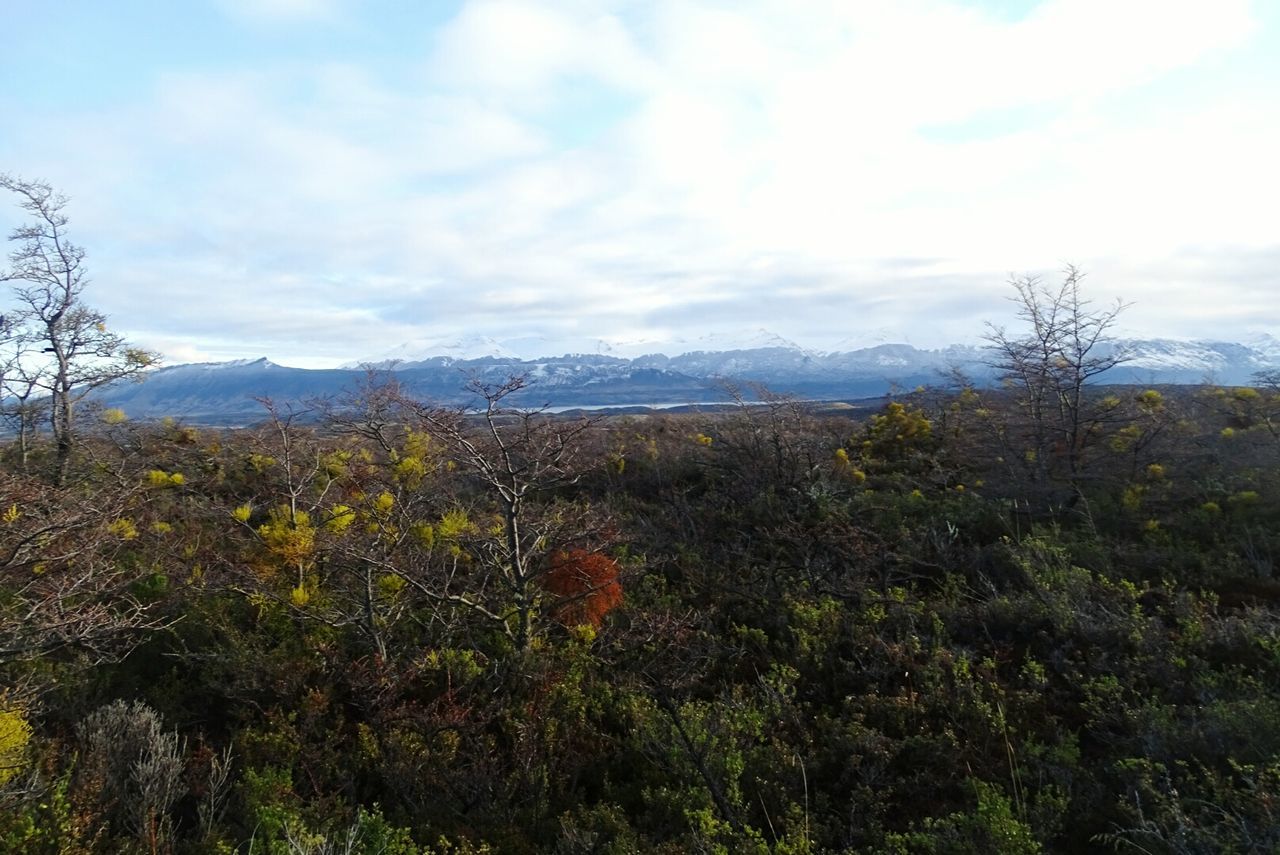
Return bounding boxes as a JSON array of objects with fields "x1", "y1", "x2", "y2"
[{"x1": 97, "y1": 335, "x2": 1280, "y2": 425}]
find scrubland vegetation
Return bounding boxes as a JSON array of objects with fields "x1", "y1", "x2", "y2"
[
  {"x1": 0, "y1": 363, "x2": 1277, "y2": 854},
  {"x1": 3, "y1": 179, "x2": 1280, "y2": 852}
]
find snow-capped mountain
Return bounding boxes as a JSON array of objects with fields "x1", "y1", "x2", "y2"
[
  {"x1": 344, "y1": 328, "x2": 817, "y2": 367},
  {"x1": 664, "y1": 328, "x2": 811, "y2": 356},
  {"x1": 1244, "y1": 332, "x2": 1280, "y2": 363},
  {"x1": 341, "y1": 335, "x2": 522, "y2": 367},
  {"x1": 96, "y1": 334, "x2": 1280, "y2": 425},
  {"x1": 1105, "y1": 338, "x2": 1275, "y2": 384}
]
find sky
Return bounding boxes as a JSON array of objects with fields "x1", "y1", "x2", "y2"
[{"x1": 1, "y1": 0, "x2": 1278, "y2": 368}]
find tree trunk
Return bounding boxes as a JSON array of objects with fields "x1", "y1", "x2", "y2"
[{"x1": 52, "y1": 384, "x2": 73, "y2": 485}]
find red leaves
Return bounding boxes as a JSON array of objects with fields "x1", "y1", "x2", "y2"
[{"x1": 542, "y1": 549, "x2": 623, "y2": 627}]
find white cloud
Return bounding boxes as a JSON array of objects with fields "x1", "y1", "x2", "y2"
[
  {"x1": 2, "y1": 0, "x2": 1274, "y2": 366},
  {"x1": 428, "y1": 0, "x2": 655, "y2": 104}
]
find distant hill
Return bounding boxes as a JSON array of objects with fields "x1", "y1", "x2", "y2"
[{"x1": 94, "y1": 335, "x2": 1280, "y2": 425}]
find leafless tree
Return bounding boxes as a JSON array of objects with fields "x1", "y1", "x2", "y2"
[
  {"x1": 0, "y1": 322, "x2": 52, "y2": 473},
  {"x1": 399, "y1": 375, "x2": 604, "y2": 649},
  {"x1": 312, "y1": 365, "x2": 404, "y2": 455},
  {"x1": 984, "y1": 266, "x2": 1130, "y2": 502},
  {"x1": 1, "y1": 174, "x2": 157, "y2": 484}
]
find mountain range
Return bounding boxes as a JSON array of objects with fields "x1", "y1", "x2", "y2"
[{"x1": 92, "y1": 331, "x2": 1280, "y2": 426}]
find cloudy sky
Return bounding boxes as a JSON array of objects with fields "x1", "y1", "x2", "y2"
[{"x1": 2, "y1": 0, "x2": 1277, "y2": 367}]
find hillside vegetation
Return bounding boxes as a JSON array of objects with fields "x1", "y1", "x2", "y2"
[
  {"x1": 0, "y1": 365, "x2": 1277, "y2": 853},
  {"x1": 1, "y1": 189, "x2": 1276, "y2": 851}
]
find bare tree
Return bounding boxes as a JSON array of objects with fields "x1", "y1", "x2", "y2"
[
  {"x1": 399, "y1": 375, "x2": 604, "y2": 649},
  {"x1": 313, "y1": 365, "x2": 404, "y2": 455},
  {"x1": 0, "y1": 323, "x2": 51, "y2": 472},
  {"x1": 984, "y1": 266, "x2": 1130, "y2": 502},
  {"x1": 1, "y1": 174, "x2": 157, "y2": 484}
]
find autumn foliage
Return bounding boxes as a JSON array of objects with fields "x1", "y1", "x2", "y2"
[{"x1": 542, "y1": 548, "x2": 623, "y2": 627}]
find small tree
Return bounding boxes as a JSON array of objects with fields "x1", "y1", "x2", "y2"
[
  {"x1": 400, "y1": 375, "x2": 606, "y2": 649},
  {"x1": 985, "y1": 266, "x2": 1129, "y2": 506},
  {"x1": 1, "y1": 174, "x2": 157, "y2": 483},
  {"x1": 0, "y1": 323, "x2": 51, "y2": 473}
]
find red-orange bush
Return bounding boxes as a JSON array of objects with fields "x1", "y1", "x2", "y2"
[{"x1": 542, "y1": 549, "x2": 623, "y2": 627}]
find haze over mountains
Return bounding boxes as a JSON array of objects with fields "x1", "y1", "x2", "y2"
[{"x1": 95, "y1": 331, "x2": 1280, "y2": 425}]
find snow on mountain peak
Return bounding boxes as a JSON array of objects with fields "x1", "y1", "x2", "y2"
[
  {"x1": 341, "y1": 335, "x2": 521, "y2": 368},
  {"x1": 1120, "y1": 340, "x2": 1228, "y2": 371},
  {"x1": 1243, "y1": 332, "x2": 1280, "y2": 360},
  {"x1": 160, "y1": 357, "x2": 270, "y2": 372},
  {"x1": 650, "y1": 328, "x2": 807, "y2": 357},
  {"x1": 333, "y1": 331, "x2": 1280, "y2": 376}
]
